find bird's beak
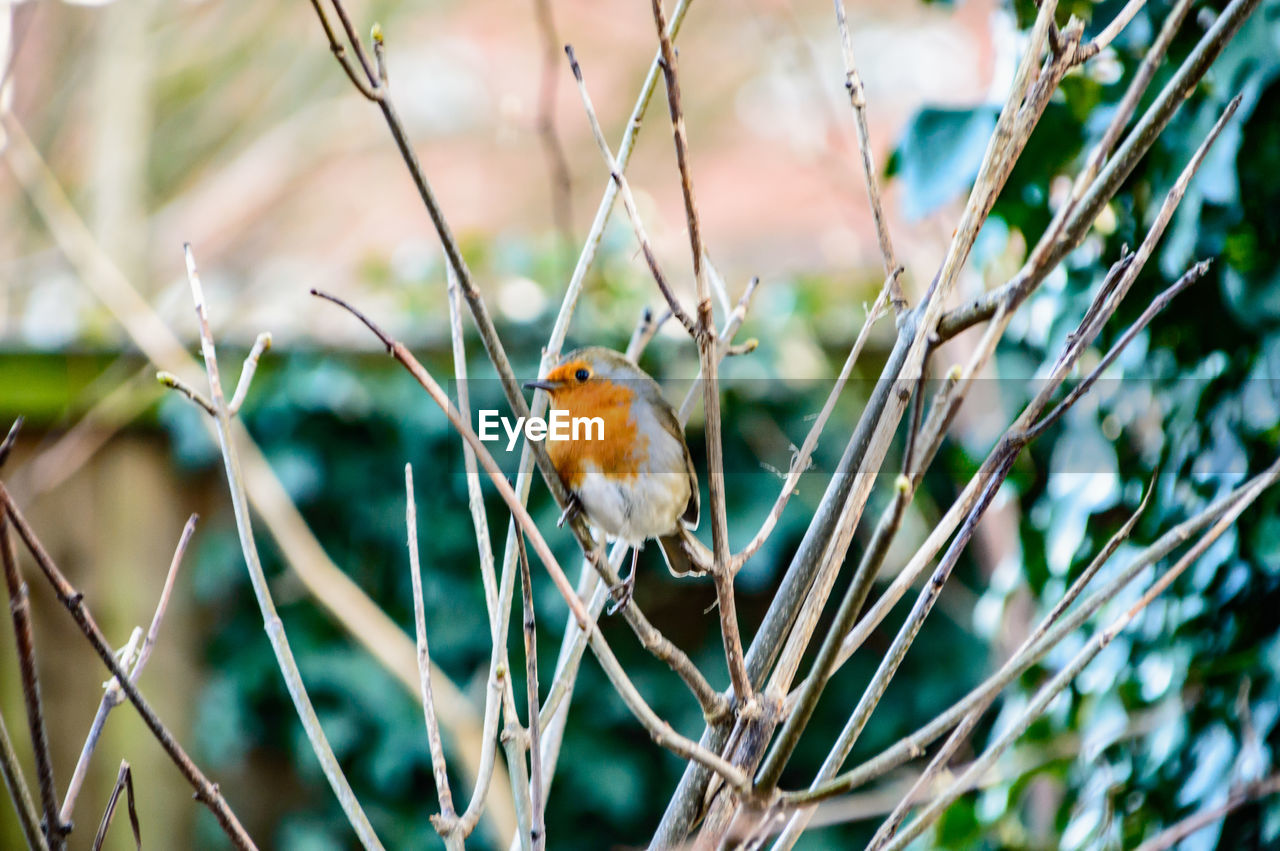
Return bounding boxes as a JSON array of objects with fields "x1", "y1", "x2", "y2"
[{"x1": 524, "y1": 379, "x2": 555, "y2": 392}]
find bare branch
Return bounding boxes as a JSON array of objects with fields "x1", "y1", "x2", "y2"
[
  {"x1": 1088, "y1": 0, "x2": 1147, "y2": 55},
  {"x1": 0, "y1": 485, "x2": 256, "y2": 849},
  {"x1": 1133, "y1": 772, "x2": 1280, "y2": 851},
  {"x1": 645, "y1": 0, "x2": 751, "y2": 701},
  {"x1": 650, "y1": 0, "x2": 704, "y2": 286},
  {"x1": 186, "y1": 246, "x2": 383, "y2": 849},
  {"x1": 0, "y1": 514, "x2": 64, "y2": 848},
  {"x1": 881, "y1": 457, "x2": 1280, "y2": 849},
  {"x1": 833, "y1": 0, "x2": 904, "y2": 310},
  {"x1": 156, "y1": 371, "x2": 215, "y2": 417},
  {"x1": 446, "y1": 256, "x2": 499, "y2": 628},
  {"x1": 564, "y1": 44, "x2": 697, "y2": 336},
  {"x1": 732, "y1": 269, "x2": 897, "y2": 572},
  {"x1": 531, "y1": 0, "x2": 573, "y2": 252},
  {"x1": 90, "y1": 762, "x2": 139, "y2": 851},
  {"x1": 500, "y1": 670, "x2": 534, "y2": 851},
  {"x1": 1026, "y1": 259, "x2": 1209, "y2": 441},
  {"x1": 228, "y1": 332, "x2": 272, "y2": 416},
  {"x1": 0, "y1": 417, "x2": 23, "y2": 471},
  {"x1": 61, "y1": 514, "x2": 199, "y2": 827},
  {"x1": 865, "y1": 474, "x2": 1156, "y2": 849},
  {"x1": 306, "y1": 0, "x2": 380, "y2": 101},
  {"x1": 625, "y1": 307, "x2": 669, "y2": 362},
  {"x1": 0, "y1": 706, "x2": 49, "y2": 851},
  {"x1": 326, "y1": 0, "x2": 378, "y2": 88},
  {"x1": 782, "y1": 464, "x2": 1269, "y2": 807},
  {"x1": 405, "y1": 465, "x2": 456, "y2": 827},
  {"x1": 515, "y1": 532, "x2": 546, "y2": 851}
]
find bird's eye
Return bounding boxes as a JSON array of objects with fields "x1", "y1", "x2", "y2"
[{"x1": 575, "y1": 368, "x2": 590, "y2": 382}]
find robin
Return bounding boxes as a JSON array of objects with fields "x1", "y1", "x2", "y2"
[{"x1": 524, "y1": 347, "x2": 709, "y2": 607}]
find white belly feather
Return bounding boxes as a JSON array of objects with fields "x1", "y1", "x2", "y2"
[{"x1": 574, "y1": 420, "x2": 690, "y2": 544}]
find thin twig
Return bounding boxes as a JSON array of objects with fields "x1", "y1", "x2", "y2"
[
  {"x1": 782, "y1": 463, "x2": 1270, "y2": 807},
  {"x1": 184, "y1": 246, "x2": 383, "y2": 849},
  {"x1": 442, "y1": 253, "x2": 513, "y2": 845},
  {"x1": 651, "y1": 0, "x2": 703, "y2": 286},
  {"x1": 455, "y1": 529, "x2": 515, "y2": 843},
  {"x1": 0, "y1": 485, "x2": 256, "y2": 849},
  {"x1": 0, "y1": 417, "x2": 23, "y2": 471},
  {"x1": 1026, "y1": 259, "x2": 1210, "y2": 441},
  {"x1": 625, "y1": 307, "x2": 669, "y2": 362},
  {"x1": 445, "y1": 256, "x2": 499, "y2": 636},
  {"x1": 327, "y1": 0, "x2": 378, "y2": 87},
  {"x1": 515, "y1": 532, "x2": 545, "y2": 851},
  {"x1": 155, "y1": 371, "x2": 215, "y2": 417},
  {"x1": 833, "y1": 0, "x2": 903, "y2": 310},
  {"x1": 90, "y1": 762, "x2": 139, "y2": 851},
  {"x1": 228, "y1": 332, "x2": 272, "y2": 416},
  {"x1": 881, "y1": 458, "x2": 1280, "y2": 849},
  {"x1": 1133, "y1": 772, "x2": 1280, "y2": 851},
  {"x1": 649, "y1": 0, "x2": 751, "y2": 703},
  {"x1": 677, "y1": 276, "x2": 762, "y2": 423},
  {"x1": 732, "y1": 269, "x2": 897, "y2": 572},
  {"x1": 307, "y1": 0, "x2": 379, "y2": 100},
  {"x1": 1089, "y1": 0, "x2": 1147, "y2": 54},
  {"x1": 500, "y1": 668, "x2": 534, "y2": 851},
  {"x1": 0, "y1": 706, "x2": 49, "y2": 851},
  {"x1": 0, "y1": 515, "x2": 64, "y2": 848},
  {"x1": 531, "y1": 0, "x2": 573, "y2": 253},
  {"x1": 564, "y1": 45, "x2": 697, "y2": 336},
  {"x1": 405, "y1": 465, "x2": 456, "y2": 829},
  {"x1": 865, "y1": 474, "x2": 1156, "y2": 849},
  {"x1": 61, "y1": 514, "x2": 199, "y2": 827}
]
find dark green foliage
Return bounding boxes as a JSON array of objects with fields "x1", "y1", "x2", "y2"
[{"x1": 887, "y1": 2, "x2": 1280, "y2": 848}]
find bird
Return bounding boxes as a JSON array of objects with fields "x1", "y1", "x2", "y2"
[{"x1": 524, "y1": 347, "x2": 709, "y2": 608}]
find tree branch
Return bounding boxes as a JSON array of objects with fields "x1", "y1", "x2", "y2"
[
  {"x1": 0, "y1": 485, "x2": 255, "y2": 849},
  {"x1": 184, "y1": 246, "x2": 382, "y2": 849}
]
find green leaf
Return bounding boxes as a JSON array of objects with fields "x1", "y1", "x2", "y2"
[{"x1": 893, "y1": 107, "x2": 998, "y2": 220}]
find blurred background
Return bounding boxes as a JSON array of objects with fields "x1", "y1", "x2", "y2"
[{"x1": 1, "y1": 0, "x2": 1279, "y2": 848}]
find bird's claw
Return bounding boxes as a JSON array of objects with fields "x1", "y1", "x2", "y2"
[
  {"x1": 558, "y1": 494, "x2": 583, "y2": 529},
  {"x1": 607, "y1": 571, "x2": 635, "y2": 616}
]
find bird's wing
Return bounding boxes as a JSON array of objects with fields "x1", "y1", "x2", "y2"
[{"x1": 652, "y1": 394, "x2": 699, "y2": 529}]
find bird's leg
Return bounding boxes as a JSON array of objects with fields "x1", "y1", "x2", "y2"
[
  {"x1": 608, "y1": 545, "x2": 641, "y2": 615},
  {"x1": 557, "y1": 491, "x2": 583, "y2": 528}
]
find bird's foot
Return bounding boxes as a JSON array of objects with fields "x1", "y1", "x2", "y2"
[
  {"x1": 557, "y1": 493, "x2": 583, "y2": 529},
  {"x1": 607, "y1": 570, "x2": 636, "y2": 616}
]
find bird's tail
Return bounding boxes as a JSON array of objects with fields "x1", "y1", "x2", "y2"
[{"x1": 657, "y1": 526, "x2": 712, "y2": 578}]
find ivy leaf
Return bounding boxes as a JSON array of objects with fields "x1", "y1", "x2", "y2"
[{"x1": 891, "y1": 107, "x2": 999, "y2": 220}]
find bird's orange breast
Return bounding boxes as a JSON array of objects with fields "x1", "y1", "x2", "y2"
[{"x1": 546, "y1": 381, "x2": 648, "y2": 490}]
